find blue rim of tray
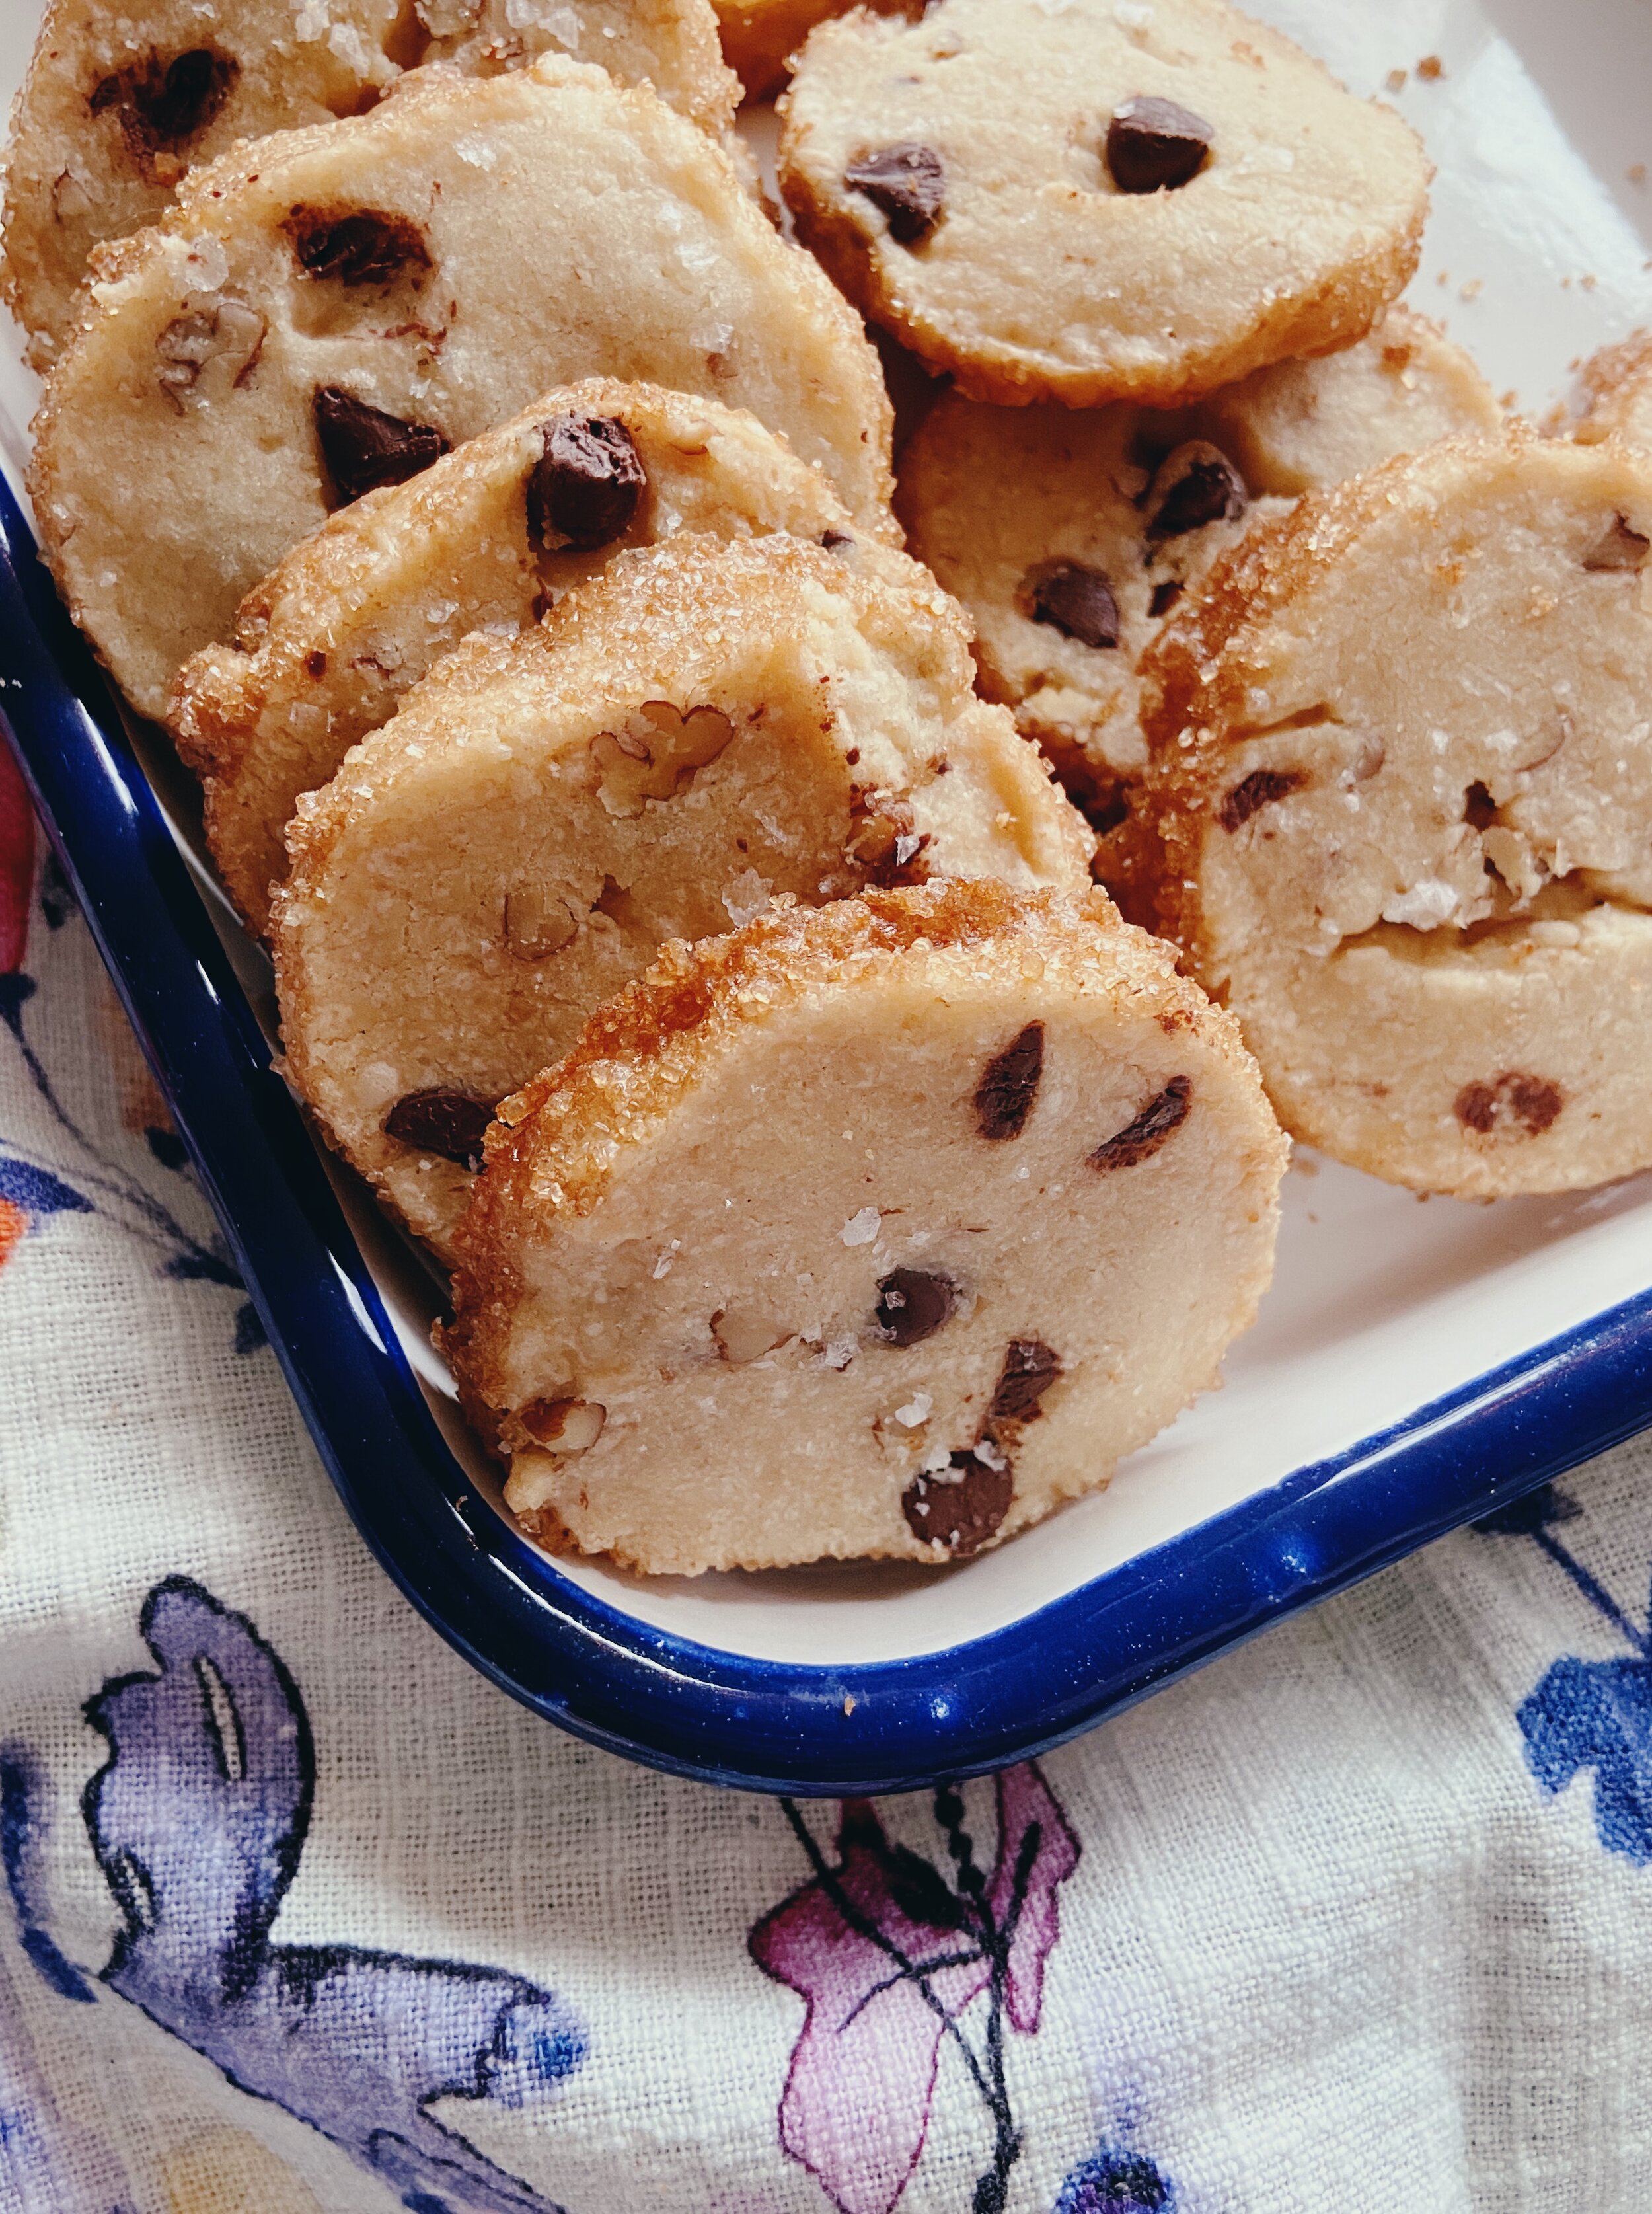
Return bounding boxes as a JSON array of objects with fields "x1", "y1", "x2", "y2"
[{"x1": 3, "y1": 474, "x2": 1650, "y2": 1796}]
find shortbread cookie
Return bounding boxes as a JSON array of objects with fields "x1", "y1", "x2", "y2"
[
  {"x1": 897, "y1": 309, "x2": 1499, "y2": 839},
  {"x1": 1570, "y1": 330, "x2": 1652, "y2": 451},
  {"x1": 172, "y1": 380, "x2": 882, "y2": 931},
  {"x1": 777, "y1": 0, "x2": 1429, "y2": 406},
  {"x1": 274, "y1": 533, "x2": 1091, "y2": 1256},
  {"x1": 714, "y1": 0, "x2": 910, "y2": 102},
  {"x1": 1, "y1": 0, "x2": 740, "y2": 369},
  {"x1": 441, "y1": 882, "x2": 1286, "y2": 1576},
  {"x1": 1138, "y1": 430, "x2": 1652, "y2": 1197},
  {"x1": 28, "y1": 55, "x2": 895, "y2": 722}
]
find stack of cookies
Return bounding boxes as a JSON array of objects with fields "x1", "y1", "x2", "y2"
[{"x1": 7, "y1": 0, "x2": 1647, "y2": 1576}]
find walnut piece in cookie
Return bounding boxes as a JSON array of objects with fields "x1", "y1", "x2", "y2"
[
  {"x1": 27, "y1": 54, "x2": 896, "y2": 720},
  {"x1": 272, "y1": 533, "x2": 1091, "y2": 1260},
  {"x1": 778, "y1": 0, "x2": 1429, "y2": 406},
  {"x1": 441, "y1": 882, "x2": 1286, "y2": 1576},
  {"x1": 1137, "y1": 429, "x2": 1652, "y2": 1197},
  {"x1": 169, "y1": 380, "x2": 883, "y2": 933}
]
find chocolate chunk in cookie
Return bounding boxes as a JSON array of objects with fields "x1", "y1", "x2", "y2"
[
  {"x1": 876, "y1": 1267, "x2": 958, "y2": 1346},
  {"x1": 285, "y1": 206, "x2": 432, "y2": 287},
  {"x1": 313, "y1": 387, "x2": 448, "y2": 504},
  {"x1": 989, "y1": 1338, "x2": 1061, "y2": 1423},
  {"x1": 843, "y1": 142, "x2": 945, "y2": 243},
  {"x1": 974, "y1": 1021, "x2": 1044, "y2": 1140},
  {"x1": 528, "y1": 415, "x2": 647, "y2": 551},
  {"x1": 1146, "y1": 443, "x2": 1246, "y2": 541},
  {"x1": 1454, "y1": 1073, "x2": 1564, "y2": 1140},
  {"x1": 1583, "y1": 514, "x2": 1650, "y2": 572},
  {"x1": 1089, "y1": 1077, "x2": 1191, "y2": 1171},
  {"x1": 89, "y1": 47, "x2": 237, "y2": 161},
  {"x1": 1030, "y1": 564, "x2": 1120, "y2": 650},
  {"x1": 1219, "y1": 769, "x2": 1305, "y2": 833},
  {"x1": 1106, "y1": 96, "x2": 1213, "y2": 195},
  {"x1": 902, "y1": 1451, "x2": 1013, "y2": 1555},
  {"x1": 383, "y1": 1088, "x2": 495, "y2": 1168}
]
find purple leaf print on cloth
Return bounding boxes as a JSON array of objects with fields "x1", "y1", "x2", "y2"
[
  {"x1": 3, "y1": 1579, "x2": 585, "y2": 2214},
  {"x1": 750, "y1": 1767, "x2": 1079, "y2": 2214}
]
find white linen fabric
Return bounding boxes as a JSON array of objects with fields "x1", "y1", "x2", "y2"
[{"x1": 3, "y1": 794, "x2": 1652, "y2": 2214}]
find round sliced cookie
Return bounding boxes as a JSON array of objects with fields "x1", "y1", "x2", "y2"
[
  {"x1": 896, "y1": 309, "x2": 1499, "y2": 876},
  {"x1": 28, "y1": 53, "x2": 895, "y2": 722},
  {"x1": 1137, "y1": 430, "x2": 1652, "y2": 1197},
  {"x1": 713, "y1": 0, "x2": 911, "y2": 102},
  {"x1": 441, "y1": 882, "x2": 1287, "y2": 1578},
  {"x1": 777, "y1": 0, "x2": 1429, "y2": 406},
  {"x1": 1569, "y1": 330, "x2": 1652, "y2": 451},
  {"x1": 273, "y1": 532, "x2": 1092, "y2": 1257},
  {"x1": 1, "y1": 0, "x2": 740, "y2": 370},
  {"x1": 171, "y1": 379, "x2": 885, "y2": 932}
]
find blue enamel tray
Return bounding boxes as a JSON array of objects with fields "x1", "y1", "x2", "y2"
[{"x1": 4, "y1": 0, "x2": 1652, "y2": 1794}]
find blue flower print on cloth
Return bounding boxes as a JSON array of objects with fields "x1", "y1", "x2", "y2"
[
  {"x1": 1478, "y1": 1483, "x2": 1652, "y2": 1863},
  {"x1": 1053, "y1": 2141, "x2": 1176, "y2": 2213},
  {"x1": 3, "y1": 1578, "x2": 585, "y2": 2214}
]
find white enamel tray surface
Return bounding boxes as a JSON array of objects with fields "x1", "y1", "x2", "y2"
[{"x1": 3, "y1": 0, "x2": 1649, "y2": 1675}]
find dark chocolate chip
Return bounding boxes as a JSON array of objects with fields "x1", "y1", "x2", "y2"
[
  {"x1": 902, "y1": 1451, "x2": 1013, "y2": 1556},
  {"x1": 305, "y1": 649, "x2": 328, "y2": 679},
  {"x1": 1149, "y1": 578, "x2": 1183, "y2": 619},
  {"x1": 876, "y1": 1267, "x2": 957, "y2": 1348},
  {"x1": 1030, "y1": 563, "x2": 1121, "y2": 650},
  {"x1": 989, "y1": 1339, "x2": 1061, "y2": 1423},
  {"x1": 91, "y1": 48, "x2": 237, "y2": 152},
  {"x1": 1106, "y1": 95, "x2": 1213, "y2": 194},
  {"x1": 1146, "y1": 443, "x2": 1246, "y2": 540},
  {"x1": 528, "y1": 415, "x2": 646, "y2": 551},
  {"x1": 285, "y1": 205, "x2": 432, "y2": 287},
  {"x1": 844, "y1": 143, "x2": 946, "y2": 243},
  {"x1": 974, "y1": 1021, "x2": 1044, "y2": 1141},
  {"x1": 383, "y1": 1088, "x2": 495, "y2": 1168},
  {"x1": 1089, "y1": 1075, "x2": 1191, "y2": 1171},
  {"x1": 1218, "y1": 767, "x2": 1304, "y2": 832},
  {"x1": 1463, "y1": 781, "x2": 1497, "y2": 830},
  {"x1": 313, "y1": 386, "x2": 448, "y2": 505},
  {"x1": 1454, "y1": 1072, "x2": 1563, "y2": 1139},
  {"x1": 1583, "y1": 513, "x2": 1651, "y2": 572}
]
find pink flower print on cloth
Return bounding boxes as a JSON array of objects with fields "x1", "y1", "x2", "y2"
[{"x1": 750, "y1": 1765, "x2": 1080, "y2": 2214}]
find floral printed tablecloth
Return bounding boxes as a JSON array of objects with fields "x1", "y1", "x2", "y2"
[{"x1": 5, "y1": 742, "x2": 1652, "y2": 2214}]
